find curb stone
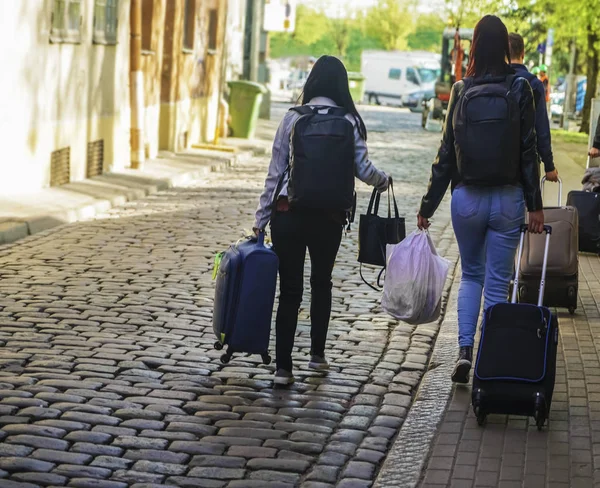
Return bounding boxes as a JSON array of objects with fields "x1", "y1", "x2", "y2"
[
  {"x1": 374, "y1": 259, "x2": 461, "y2": 488},
  {"x1": 0, "y1": 148, "x2": 257, "y2": 248}
]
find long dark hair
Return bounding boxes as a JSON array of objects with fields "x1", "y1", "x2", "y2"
[
  {"x1": 466, "y1": 15, "x2": 512, "y2": 78},
  {"x1": 300, "y1": 55, "x2": 368, "y2": 140}
]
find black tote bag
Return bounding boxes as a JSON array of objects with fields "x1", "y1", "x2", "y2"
[{"x1": 358, "y1": 179, "x2": 406, "y2": 288}]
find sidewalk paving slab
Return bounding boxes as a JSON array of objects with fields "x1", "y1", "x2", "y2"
[{"x1": 375, "y1": 146, "x2": 600, "y2": 488}]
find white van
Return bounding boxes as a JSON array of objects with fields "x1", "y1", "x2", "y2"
[{"x1": 361, "y1": 51, "x2": 441, "y2": 109}]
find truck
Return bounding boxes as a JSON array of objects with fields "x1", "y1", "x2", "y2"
[
  {"x1": 361, "y1": 50, "x2": 441, "y2": 111},
  {"x1": 421, "y1": 28, "x2": 474, "y2": 129}
]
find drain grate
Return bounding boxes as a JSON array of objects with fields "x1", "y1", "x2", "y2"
[
  {"x1": 87, "y1": 139, "x2": 104, "y2": 178},
  {"x1": 50, "y1": 147, "x2": 71, "y2": 187}
]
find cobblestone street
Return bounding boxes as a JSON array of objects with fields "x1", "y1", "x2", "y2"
[{"x1": 0, "y1": 105, "x2": 456, "y2": 488}]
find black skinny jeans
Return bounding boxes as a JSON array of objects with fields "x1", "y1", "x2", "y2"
[{"x1": 270, "y1": 208, "x2": 343, "y2": 371}]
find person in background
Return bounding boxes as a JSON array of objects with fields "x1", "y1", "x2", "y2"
[
  {"x1": 417, "y1": 15, "x2": 544, "y2": 384},
  {"x1": 538, "y1": 64, "x2": 551, "y2": 115},
  {"x1": 590, "y1": 112, "x2": 600, "y2": 160},
  {"x1": 509, "y1": 33, "x2": 559, "y2": 182}
]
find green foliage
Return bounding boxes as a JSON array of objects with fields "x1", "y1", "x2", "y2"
[
  {"x1": 365, "y1": 0, "x2": 416, "y2": 51},
  {"x1": 269, "y1": 3, "x2": 446, "y2": 70},
  {"x1": 408, "y1": 14, "x2": 446, "y2": 52},
  {"x1": 269, "y1": 0, "x2": 600, "y2": 126}
]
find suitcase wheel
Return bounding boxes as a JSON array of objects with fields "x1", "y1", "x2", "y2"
[
  {"x1": 569, "y1": 306, "x2": 576, "y2": 315},
  {"x1": 261, "y1": 353, "x2": 272, "y2": 366},
  {"x1": 519, "y1": 285, "x2": 527, "y2": 301},
  {"x1": 214, "y1": 341, "x2": 224, "y2": 351},
  {"x1": 534, "y1": 394, "x2": 547, "y2": 431},
  {"x1": 220, "y1": 353, "x2": 231, "y2": 364},
  {"x1": 534, "y1": 410, "x2": 546, "y2": 431},
  {"x1": 473, "y1": 406, "x2": 487, "y2": 427}
]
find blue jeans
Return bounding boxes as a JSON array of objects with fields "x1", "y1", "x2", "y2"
[{"x1": 451, "y1": 185, "x2": 526, "y2": 347}]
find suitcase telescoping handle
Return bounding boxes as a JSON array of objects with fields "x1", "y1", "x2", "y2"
[
  {"x1": 540, "y1": 176, "x2": 563, "y2": 206},
  {"x1": 512, "y1": 224, "x2": 552, "y2": 307}
]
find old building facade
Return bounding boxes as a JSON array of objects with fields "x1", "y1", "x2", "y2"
[{"x1": 0, "y1": 0, "x2": 229, "y2": 195}]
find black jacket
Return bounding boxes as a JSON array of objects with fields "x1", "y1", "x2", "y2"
[
  {"x1": 419, "y1": 77, "x2": 543, "y2": 219},
  {"x1": 594, "y1": 113, "x2": 600, "y2": 150},
  {"x1": 511, "y1": 64, "x2": 555, "y2": 172}
]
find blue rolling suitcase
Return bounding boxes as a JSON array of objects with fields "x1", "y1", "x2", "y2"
[
  {"x1": 212, "y1": 231, "x2": 278, "y2": 365},
  {"x1": 472, "y1": 225, "x2": 558, "y2": 431}
]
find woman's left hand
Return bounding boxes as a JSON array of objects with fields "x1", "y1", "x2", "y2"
[{"x1": 417, "y1": 213, "x2": 430, "y2": 230}]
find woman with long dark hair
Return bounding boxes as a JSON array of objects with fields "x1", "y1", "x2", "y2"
[
  {"x1": 254, "y1": 55, "x2": 389, "y2": 385},
  {"x1": 417, "y1": 16, "x2": 544, "y2": 383}
]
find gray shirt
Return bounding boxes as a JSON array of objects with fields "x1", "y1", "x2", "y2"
[{"x1": 254, "y1": 97, "x2": 389, "y2": 230}]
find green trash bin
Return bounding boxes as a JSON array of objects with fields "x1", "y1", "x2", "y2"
[
  {"x1": 227, "y1": 80, "x2": 267, "y2": 139},
  {"x1": 348, "y1": 72, "x2": 366, "y2": 104}
]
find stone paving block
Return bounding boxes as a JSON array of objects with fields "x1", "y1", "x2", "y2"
[
  {"x1": 32, "y1": 448, "x2": 93, "y2": 465},
  {"x1": 246, "y1": 458, "x2": 310, "y2": 472},
  {"x1": 71, "y1": 442, "x2": 124, "y2": 457},
  {"x1": 307, "y1": 465, "x2": 341, "y2": 483},
  {"x1": 5, "y1": 434, "x2": 69, "y2": 450},
  {"x1": 169, "y1": 441, "x2": 226, "y2": 455},
  {"x1": 0, "y1": 456, "x2": 55, "y2": 473},
  {"x1": 132, "y1": 460, "x2": 188, "y2": 476},
  {"x1": 111, "y1": 470, "x2": 166, "y2": 484},
  {"x1": 226, "y1": 446, "x2": 277, "y2": 459},
  {"x1": 247, "y1": 469, "x2": 300, "y2": 484},
  {"x1": 188, "y1": 467, "x2": 246, "y2": 480},
  {"x1": 53, "y1": 464, "x2": 113, "y2": 478},
  {"x1": 12, "y1": 471, "x2": 69, "y2": 486},
  {"x1": 91, "y1": 456, "x2": 134, "y2": 470}
]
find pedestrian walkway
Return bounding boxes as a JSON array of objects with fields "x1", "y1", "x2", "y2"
[
  {"x1": 375, "y1": 140, "x2": 600, "y2": 488},
  {"x1": 0, "y1": 147, "x2": 252, "y2": 246},
  {"x1": 418, "y1": 252, "x2": 600, "y2": 488}
]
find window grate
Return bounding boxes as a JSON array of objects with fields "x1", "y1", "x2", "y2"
[
  {"x1": 87, "y1": 140, "x2": 105, "y2": 178},
  {"x1": 50, "y1": 147, "x2": 71, "y2": 187},
  {"x1": 180, "y1": 131, "x2": 188, "y2": 150}
]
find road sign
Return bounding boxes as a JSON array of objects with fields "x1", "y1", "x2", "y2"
[
  {"x1": 537, "y1": 42, "x2": 546, "y2": 55},
  {"x1": 264, "y1": 0, "x2": 296, "y2": 33}
]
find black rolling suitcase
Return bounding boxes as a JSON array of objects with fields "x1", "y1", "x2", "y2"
[
  {"x1": 566, "y1": 189, "x2": 600, "y2": 254},
  {"x1": 472, "y1": 225, "x2": 558, "y2": 430}
]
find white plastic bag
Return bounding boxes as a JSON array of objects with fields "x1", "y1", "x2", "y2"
[{"x1": 381, "y1": 230, "x2": 450, "y2": 324}]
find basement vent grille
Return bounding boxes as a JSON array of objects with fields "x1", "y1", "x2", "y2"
[
  {"x1": 50, "y1": 147, "x2": 71, "y2": 187},
  {"x1": 87, "y1": 139, "x2": 104, "y2": 178}
]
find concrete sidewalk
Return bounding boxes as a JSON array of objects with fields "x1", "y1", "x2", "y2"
[
  {"x1": 375, "y1": 146, "x2": 598, "y2": 488},
  {"x1": 0, "y1": 142, "x2": 267, "y2": 247}
]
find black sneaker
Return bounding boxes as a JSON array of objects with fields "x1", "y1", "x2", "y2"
[
  {"x1": 452, "y1": 346, "x2": 473, "y2": 384},
  {"x1": 308, "y1": 354, "x2": 329, "y2": 371},
  {"x1": 273, "y1": 369, "x2": 295, "y2": 386}
]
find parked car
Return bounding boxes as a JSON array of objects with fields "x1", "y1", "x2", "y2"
[
  {"x1": 287, "y1": 69, "x2": 309, "y2": 102},
  {"x1": 403, "y1": 88, "x2": 435, "y2": 113}
]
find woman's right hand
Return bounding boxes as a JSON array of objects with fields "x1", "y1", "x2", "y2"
[
  {"x1": 417, "y1": 213, "x2": 430, "y2": 230},
  {"x1": 528, "y1": 210, "x2": 544, "y2": 234}
]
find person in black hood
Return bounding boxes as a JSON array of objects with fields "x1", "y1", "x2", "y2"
[
  {"x1": 590, "y1": 113, "x2": 600, "y2": 160},
  {"x1": 417, "y1": 15, "x2": 544, "y2": 384},
  {"x1": 509, "y1": 33, "x2": 559, "y2": 182}
]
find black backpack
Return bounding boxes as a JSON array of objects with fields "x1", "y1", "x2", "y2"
[
  {"x1": 286, "y1": 106, "x2": 356, "y2": 211},
  {"x1": 453, "y1": 75, "x2": 521, "y2": 186}
]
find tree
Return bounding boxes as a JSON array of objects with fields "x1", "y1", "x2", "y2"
[
  {"x1": 365, "y1": 0, "x2": 416, "y2": 51},
  {"x1": 329, "y1": 17, "x2": 352, "y2": 58},
  {"x1": 408, "y1": 13, "x2": 446, "y2": 52}
]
